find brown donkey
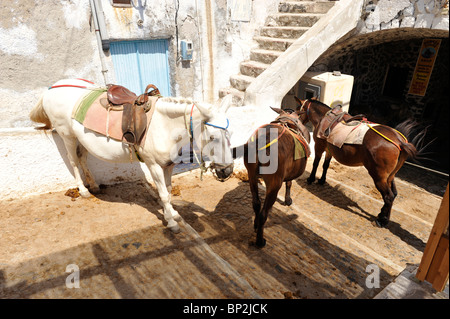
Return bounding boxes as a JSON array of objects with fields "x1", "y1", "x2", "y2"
[
  {"x1": 295, "y1": 97, "x2": 420, "y2": 228},
  {"x1": 234, "y1": 108, "x2": 310, "y2": 247}
]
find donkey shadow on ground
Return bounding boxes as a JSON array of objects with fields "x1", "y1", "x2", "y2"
[{"x1": 295, "y1": 173, "x2": 427, "y2": 253}]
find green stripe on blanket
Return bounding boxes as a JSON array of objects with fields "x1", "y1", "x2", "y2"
[
  {"x1": 73, "y1": 89, "x2": 107, "y2": 123},
  {"x1": 294, "y1": 137, "x2": 306, "y2": 160}
]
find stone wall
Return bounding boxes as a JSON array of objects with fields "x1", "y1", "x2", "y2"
[
  {"x1": 360, "y1": 0, "x2": 449, "y2": 32},
  {"x1": 308, "y1": 0, "x2": 449, "y2": 124},
  {"x1": 303, "y1": 0, "x2": 449, "y2": 171},
  {"x1": 319, "y1": 36, "x2": 449, "y2": 123},
  {"x1": 0, "y1": 0, "x2": 279, "y2": 129},
  {"x1": 316, "y1": 36, "x2": 449, "y2": 172}
]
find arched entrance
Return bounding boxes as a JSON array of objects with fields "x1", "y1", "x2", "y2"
[{"x1": 299, "y1": 28, "x2": 449, "y2": 173}]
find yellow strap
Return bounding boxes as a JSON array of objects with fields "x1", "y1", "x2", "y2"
[
  {"x1": 251, "y1": 124, "x2": 286, "y2": 150},
  {"x1": 394, "y1": 128, "x2": 408, "y2": 142},
  {"x1": 367, "y1": 124, "x2": 406, "y2": 150},
  {"x1": 259, "y1": 138, "x2": 278, "y2": 150}
]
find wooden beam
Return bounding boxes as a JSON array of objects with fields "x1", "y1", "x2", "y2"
[{"x1": 416, "y1": 183, "x2": 449, "y2": 289}]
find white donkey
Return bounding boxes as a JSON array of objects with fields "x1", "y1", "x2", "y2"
[{"x1": 30, "y1": 79, "x2": 234, "y2": 232}]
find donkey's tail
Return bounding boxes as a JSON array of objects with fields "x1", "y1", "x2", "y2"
[
  {"x1": 232, "y1": 143, "x2": 248, "y2": 159},
  {"x1": 29, "y1": 93, "x2": 52, "y2": 129},
  {"x1": 395, "y1": 119, "x2": 431, "y2": 161}
]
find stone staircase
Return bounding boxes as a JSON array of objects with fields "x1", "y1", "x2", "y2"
[{"x1": 219, "y1": 0, "x2": 337, "y2": 106}]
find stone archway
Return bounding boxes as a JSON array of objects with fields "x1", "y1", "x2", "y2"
[{"x1": 306, "y1": 28, "x2": 449, "y2": 173}]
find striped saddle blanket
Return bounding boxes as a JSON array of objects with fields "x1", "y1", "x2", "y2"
[{"x1": 71, "y1": 89, "x2": 155, "y2": 147}]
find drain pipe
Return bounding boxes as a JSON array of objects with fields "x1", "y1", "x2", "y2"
[
  {"x1": 93, "y1": 0, "x2": 110, "y2": 50},
  {"x1": 90, "y1": 0, "x2": 109, "y2": 85}
]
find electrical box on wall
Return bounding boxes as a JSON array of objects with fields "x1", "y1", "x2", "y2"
[
  {"x1": 297, "y1": 71, "x2": 354, "y2": 112},
  {"x1": 180, "y1": 40, "x2": 193, "y2": 61}
]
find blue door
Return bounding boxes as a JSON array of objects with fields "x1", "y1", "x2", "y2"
[{"x1": 110, "y1": 40, "x2": 171, "y2": 96}]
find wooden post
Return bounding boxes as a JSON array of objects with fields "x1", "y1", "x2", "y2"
[{"x1": 416, "y1": 184, "x2": 449, "y2": 292}]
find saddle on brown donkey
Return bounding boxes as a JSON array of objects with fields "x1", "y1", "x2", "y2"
[
  {"x1": 295, "y1": 97, "x2": 421, "y2": 228},
  {"x1": 233, "y1": 108, "x2": 311, "y2": 247}
]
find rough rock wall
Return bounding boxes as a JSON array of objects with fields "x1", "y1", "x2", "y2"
[
  {"x1": 307, "y1": 0, "x2": 449, "y2": 123},
  {"x1": 361, "y1": 0, "x2": 449, "y2": 32}
]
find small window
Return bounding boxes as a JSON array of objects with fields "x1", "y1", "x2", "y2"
[
  {"x1": 382, "y1": 66, "x2": 409, "y2": 99},
  {"x1": 112, "y1": 0, "x2": 132, "y2": 7}
]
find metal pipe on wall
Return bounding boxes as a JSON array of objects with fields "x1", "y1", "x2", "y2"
[
  {"x1": 93, "y1": 0, "x2": 110, "y2": 50},
  {"x1": 90, "y1": 0, "x2": 109, "y2": 85}
]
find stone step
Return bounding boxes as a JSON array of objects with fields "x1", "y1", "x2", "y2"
[
  {"x1": 230, "y1": 74, "x2": 255, "y2": 91},
  {"x1": 254, "y1": 36, "x2": 296, "y2": 51},
  {"x1": 240, "y1": 60, "x2": 270, "y2": 77},
  {"x1": 250, "y1": 48, "x2": 283, "y2": 65},
  {"x1": 219, "y1": 87, "x2": 245, "y2": 106},
  {"x1": 279, "y1": 1, "x2": 335, "y2": 14},
  {"x1": 260, "y1": 26, "x2": 309, "y2": 39},
  {"x1": 266, "y1": 13, "x2": 324, "y2": 27}
]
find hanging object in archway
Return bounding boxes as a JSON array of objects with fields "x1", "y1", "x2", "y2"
[{"x1": 408, "y1": 38, "x2": 441, "y2": 97}]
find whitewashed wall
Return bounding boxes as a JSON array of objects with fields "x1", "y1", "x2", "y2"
[{"x1": 0, "y1": 0, "x2": 279, "y2": 199}]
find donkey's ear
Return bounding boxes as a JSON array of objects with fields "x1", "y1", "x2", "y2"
[
  {"x1": 270, "y1": 107, "x2": 284, "y2": 114},
  {"x1": 294, "y1": 96, "x2": 304, "y2": 106},
  {"x1": 195, "y1": 102, "x2": 213, "y2": 119},
  {"x1": 219, "y1": 94, "x2": 233, "y2": 113}
]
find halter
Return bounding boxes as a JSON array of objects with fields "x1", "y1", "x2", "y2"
[
  {"x1": 186, "y1": 103, "x2": 232, "y2": 181},
  {"x1": 298, "y1": 99, "x2": 312, "y2": 120}
]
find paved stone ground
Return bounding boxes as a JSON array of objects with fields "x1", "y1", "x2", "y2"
[{"x1": 0, "y1": 159, "x2": 447, "y2": 299}]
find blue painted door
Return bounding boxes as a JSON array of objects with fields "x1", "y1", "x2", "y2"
[{"x1": 110, "y1": 40, "x2": 171, "y2": 96}]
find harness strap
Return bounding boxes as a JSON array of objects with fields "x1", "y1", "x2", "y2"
[
  {"x1": 250, "y1": 124, "x2": 287, "y2": 150},
  {"x1": 251, "y1": 123, "x2": 310, "y2": 158},
  {"x1": 367, "y1": 124, "x2": 408, "y2": 151},
  {"x1": 76, "y1": 78, "x2": 95, "y2": 84},
  {"x1": 49, "y1": 84, "x2": 89, "y2": 89},
  {"x1": 300, "y1": 100, "x2": 312, "y2": 118},
  {"x1": 188, "y1": 103, "x2": 208, "y2": 181}
]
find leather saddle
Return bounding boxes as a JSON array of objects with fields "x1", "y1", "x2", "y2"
[
  {"x1": 273, "y1": 114, "x2": 311, "y2": 144},
  {"x1": 101, "y1": 84, "x2": 160, "y2": 146},
  {"x1": 317, "y1": 106, "x2": 366, "y2": 139}
]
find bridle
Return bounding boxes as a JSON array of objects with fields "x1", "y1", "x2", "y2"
[
  {"x1": 297, "y1": 99, "x2": 312, "y2": 122},
  {"x1": 186, "y1": 103, "x2": 233, "y2": 181}
]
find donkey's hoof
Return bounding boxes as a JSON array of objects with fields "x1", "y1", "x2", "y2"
[
  {"x1": 306, "y1": 177, "x2": 315, "y2": 185},
  {"x1": 374, "y1": 219, "x2": 388, "y2": 228},
  {"x1": 255, "y1": 238, "x2": 266, "y2": 248},
  {"x1": 89, "y1": 186, "x2": 101, "y2": 194},
  {"x1": 318, "y1": 178, "x2": 326, "y2": 185},
  {"x1": 79, "y1": 189, "x2": 92, "y2": 198},
  {"x1": 169, "y1": 224, "x2": 181, "y2": 233},
  {"x1": 172, "y1": 212, "x2": 182, "y2": 222},
  {"x1": 284, "y1": 198, "x2": 293, "y2": 206}
]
